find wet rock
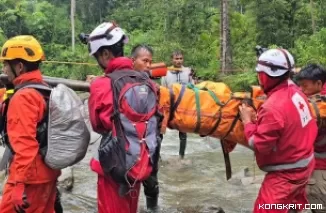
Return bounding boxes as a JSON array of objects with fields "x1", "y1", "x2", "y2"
[
  {"x1": 58, "y1": 166, "x2": 74, "y2": 192},
  {"x1": 145, "y1": 208, "x2": 159, "y2": 213},
  {"x1": 204, "y1": 137, "x2": 220, "y2": 150},
  {"x1": 163, "y1": 156, "x2": 193, "y2": 168},
  {"x1": 227, "y1": 167, "x2": 250, "y2": 185},
  {"x1": 204, "y1": 206, "x2": 225, "y2": 213},
  {"x1": 216, "y1": 207, "x2": 225, "y2": 213},
  {"x1": 241, "y1": 175, "x2": 264, "y2": 186},
  {"x1": 234, "y1": 167, "x2": 250, "y2": 178}
]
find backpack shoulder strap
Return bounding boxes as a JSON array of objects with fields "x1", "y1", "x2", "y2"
[
  {"x1": 15, "y1": 83, "x2": 52, "y2": 92},
  {"x1": 15, "y1": 83, "x2": 52, "y2": 102},
  {"x1": 14, "y1": 82, "x2": 51, "y2": 127}
]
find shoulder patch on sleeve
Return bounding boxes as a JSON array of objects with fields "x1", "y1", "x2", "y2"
[{"x1": 291, "y1": 92, "x2": 312, "y2": 127}]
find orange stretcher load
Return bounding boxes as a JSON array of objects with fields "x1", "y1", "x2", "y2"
[
  {"x1": 159, "y1": 81, "x2": 265, "y2": 148},
  {"x1": 159, "y1": 81, "x2": 326, "y2": 149}
]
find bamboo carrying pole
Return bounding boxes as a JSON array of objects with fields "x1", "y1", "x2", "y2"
[{"x1": 0, "y1": 74, "x2": 91, "y2": 92}]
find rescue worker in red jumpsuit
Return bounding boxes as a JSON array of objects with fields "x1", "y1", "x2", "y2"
[
  {"x1": 239, "y1": 49, "x2": 317, "y2": 213},
  {"x1": 87, "y1": 22, "x2": 137, "y2": 213},
  {"x1": 87, "y1": 22, "x2": 162, "y2": 213},
  {"x1": 0, "y1": 35, "x2": 61, "y2": 213},
  {"x1": 296, "y1": 64, "x2": 326, "y2": 213}
]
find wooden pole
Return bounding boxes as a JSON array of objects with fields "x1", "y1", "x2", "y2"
[
  {"x1": 0, "y1": 74, "x2": 90, "y2": 92},
  {"x1": 0, "y1": 63, "x2": 171, "y2": 92}
]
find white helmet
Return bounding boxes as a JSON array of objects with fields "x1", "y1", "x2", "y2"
[
  {"x1": 255, "y1": 48, "x2": 295, "y2": 77},
  {"x1": 88, "y1": 22, "x2": 129, "y2": 56}
]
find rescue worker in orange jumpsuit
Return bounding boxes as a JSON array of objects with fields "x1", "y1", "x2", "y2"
[
  {"x1": 296, "y1": 64, "x2": 326, "y2": 213},
  {"x1": 0, "y1": 35, "x2": 61, "y2": 213},
  {"x1": 239, "y1": 49, "x2": 317, "y2": 213}
]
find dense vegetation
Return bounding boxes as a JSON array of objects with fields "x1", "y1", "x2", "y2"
[{"x1": 0, "y1": 0, "x2": 325, "y2": 91}]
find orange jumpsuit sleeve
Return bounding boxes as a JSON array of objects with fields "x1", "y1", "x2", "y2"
[{"x1": 7, "y1": 89, "x2": 45, "y2": 183}]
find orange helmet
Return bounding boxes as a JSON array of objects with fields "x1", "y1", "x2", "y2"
[{"x1": 0, "y1": 35, "x2": 45, "y2": 62}]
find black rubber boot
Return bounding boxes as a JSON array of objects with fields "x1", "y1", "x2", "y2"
[
  {"x1": 179, "y1": 132, "x2": 187, "y2": 159},
  {"x1": 146, "y1": 196, "x2": 159, "y2": 213}
]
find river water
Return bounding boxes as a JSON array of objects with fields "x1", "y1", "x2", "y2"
[{"x1": 60, "y1": 128, "x2": 266, "y2": 213}]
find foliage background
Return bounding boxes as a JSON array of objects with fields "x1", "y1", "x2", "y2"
[{"x1": 0, "y1": 0, "x2": 325, "y2": 91}]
